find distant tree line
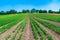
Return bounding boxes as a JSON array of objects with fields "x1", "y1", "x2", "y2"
[{"x1": 0, "y1": 8, "x2": 60, "y2": 14}]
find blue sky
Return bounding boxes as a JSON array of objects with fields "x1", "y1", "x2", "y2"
[{"x1": 0, "y1": 0, "x2": 60, "y2": 11}]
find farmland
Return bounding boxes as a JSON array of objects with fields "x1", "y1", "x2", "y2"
[{"x1": 0, "y1": 13, "x2": 60, "y2": 40}]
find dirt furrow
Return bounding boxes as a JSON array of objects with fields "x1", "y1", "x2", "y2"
[
  {"x1": 39, "y1": 18, "x2": 60, "y2": 27},
  {"x1": 22, "y1": 19, "x2": 35, "y2": 40},
  {"x1": 34, "y1": 19, "x2": 60, "y2": 40},
  {"x1": 15, "y1": 31, "x2": 20, "y2": 40},
  {"x1": 9, "y1": 20, "x2": 24, "y2": 40},
  {"x1": 33, "y1": 15, "x2": 60, "y2": 27},
  {"x1": 0, "y1": 20, "x2": 24, "y2": 40},
  {"x1": 38, "y1": 35, "x2": 41, "y2": 40}
]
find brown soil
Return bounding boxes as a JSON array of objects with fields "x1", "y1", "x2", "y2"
[
  {"x1": 22, "y1": 19, "x2": 35, "y2": 40},
  {"x1": 38, "y1": 18, "x2": 60, "y2": 27},
  {"x1": 9, "y1": 20, "x2": 24, "y2": 40},
  {"x1": 15, "y1": 31, "x2": 21, "y2": 40},
  {"x1": 0, "y1": 20, "x2": 24, "y2": 40},
  {"x1": 33, "y1": 18, "x2": 60, "y2": 40},
  {"x1": 33, "y1": 14, "x2": 60, "y2": 27}
]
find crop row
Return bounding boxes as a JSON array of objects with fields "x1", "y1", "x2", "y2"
[
  {"x1": 0, "y1": 17, "x2": 23, "y2": 35},
  {"x1": 12, "y1": 19, "x2": 27, "y2": 40},
  {"x1": 30, "y1": 18, "x2": 53, "y2": 40},
  {"x1": 30, "y1": 19, "x2": 38, "y2": 40},
  {"x1": 5, "y1": 34, "x2": 11, "y2": 40},
  {"x1": 34, "y1": 14, "x2": 60, "y2": 22},
  {"x1": 0, "y1": 14, "x2": 25, "y2": 26},
  {"x1": 33, "y1": 17, "x2": 60, "y2": 34},
  {"x1": 4, "y1": 18, "x2": 27, "y2": 40},
  {"x1": 0, "y1": 14, "x2": 28, "y2": 35},
  {"x1": 4, "y1": 19, "x2": 25, "y2": 40}
]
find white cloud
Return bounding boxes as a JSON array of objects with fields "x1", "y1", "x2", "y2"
[
  {"x1": 39, "y1": 1, "x2": 60, "y2": 11},
  {"x1": 47, "y1": 3, "x2": 60, "y2": 11}
]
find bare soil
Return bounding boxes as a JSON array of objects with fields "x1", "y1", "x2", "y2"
[
  {"x1": 0, "y1": 20, "x2": 24, "y2": 40},
  {"x1": 15, "y1": 31, "x2": 21, "y2": 40},
  {"x1": 22, "y1": 19, "x2": 35, "y2": 40},
  {"x1": 39, "y1": 18, "x2": 60, "y2": 27},
  {"x1": 33, "y1": 18, "x2": 60, "y2": 40},
  {"x1": 34, "y1": 14, "x2": 60, "y2": 27}
]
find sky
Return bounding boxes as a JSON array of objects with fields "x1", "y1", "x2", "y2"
[{"x1": 0, "y1": 0, "x2": 60, "y2": 11}]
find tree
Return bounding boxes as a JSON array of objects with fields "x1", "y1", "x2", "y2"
[
  {"x1": 26, "y1": 10, "x2": 30, "y2": 13},
  {"x1": 42, "y1": 10, "x2": 47, "y2": 13},
  {"x1": 6, "y1": 10, "x2": 17, "y2": 14},
  {"x1": 0, "y1": 11, "x2": 5, "y2": 15},
  {"x1": 39, "y1": 10, "x2": 42, "y2": 13},
  {"x1": 31, "y1": 8, "x2": 36, "y2": 13},
  {"x1": 18, "y1": 12, "x2": 21, "y2": 13},
  {"x1": 48, "y1": 10, "x2": 53, "y2": 13},
  {"x1": 58, "y1": 9, "x2": 60, "y2": 13},
  {"x1": 22, "y1": 9, "x2": 30, "y2": 13},
  {"x1": 22, "y1": 10, "x2": 26, "y2": 13},
  {"x1": 36, "y1": 10, "x2": 39, "y2": 13}
]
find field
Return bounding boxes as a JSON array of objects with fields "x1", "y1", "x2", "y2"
[{"x1": 0, "y1": 13, "x2": 60, "y2": 40}]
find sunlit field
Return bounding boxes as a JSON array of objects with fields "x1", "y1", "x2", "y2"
[{"x1": 0, "y1": 13, "x2": 60, "y2": 40}]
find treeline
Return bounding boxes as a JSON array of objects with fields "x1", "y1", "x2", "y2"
[{"x1": 0, "y1": 8, "x2": 60, "y2": 14}]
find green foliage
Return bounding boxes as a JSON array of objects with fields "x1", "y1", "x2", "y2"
[
  {"x1": 0, "y1": 14, "x2": 26, "y2": 35},
  {"x1": 6, "y1": 10, "x2": 17, "y2": 14},
  {"x1": 12, "y1": 33, "x2": 17, "y2": 40},
  {"x1": 12, "y1": 18, "x2": 27, "y2": 40},
  {"x1": 34, "y1": 14, "x2": 60, "y2": 22},
  {"x1": 18, "y1": 32, "x2": 23, "y2": 40},
  {"x1": 5, "y1": 34, "x2": 11, "y2": 40},
  {"x1": 30, "y1": 16, "x2": 53, "y2": 40},
  {"x1": 31, "y1": 19, "x2": 46, "y2": 40},
  {"x1": 30, "y1": 20, "x2": 38, "y2": 40},
  {"x1": 34, "y1": 17, "x2": 60, "y2": 34}
]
